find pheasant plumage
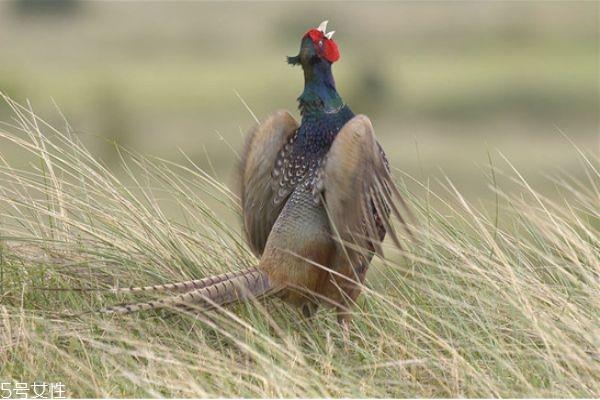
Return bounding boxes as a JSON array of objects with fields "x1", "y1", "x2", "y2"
[{"x1": 98, "y1": 21, "x2": 413, "y2": 322}]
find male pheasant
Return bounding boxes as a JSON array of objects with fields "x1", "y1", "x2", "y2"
[{"x1": 99, "y1": 21, "x2": 413, "y2": 324}]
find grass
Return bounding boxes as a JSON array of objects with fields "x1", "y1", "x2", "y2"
[{"x1": 0, "y1": 94, "x2": 598, "y2": 397}]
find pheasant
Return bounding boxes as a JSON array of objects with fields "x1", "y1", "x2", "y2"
[{"x1": 99, "y1": 21, "x2": 413, "y2": 324}]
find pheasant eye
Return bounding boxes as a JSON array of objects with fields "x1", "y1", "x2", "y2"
[{"x1": 303, "y1": 27, "x2": 339, "y2": 63}]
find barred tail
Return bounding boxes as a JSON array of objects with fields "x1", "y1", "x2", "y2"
[
  {"x1": 37, "y1": 270, "x2": 246, "y2": 294},
  {"x1": 98, "y1": 267, "x2": 276, "y2": 315},
  {"x1": 110, "y1": 269, "x2": 251, "y2": 294}
]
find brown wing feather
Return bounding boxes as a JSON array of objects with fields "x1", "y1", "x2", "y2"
[
  {"x1": 316, "y1": 115, "x2": 413, "y2": 262},
  {"x1": 238, "y1": 110, "x2": 299, "y2": 256}
]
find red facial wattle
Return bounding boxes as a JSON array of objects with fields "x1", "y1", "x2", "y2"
[{"x1": 305, "y1": 28, "x2": 340, "y2": 63}]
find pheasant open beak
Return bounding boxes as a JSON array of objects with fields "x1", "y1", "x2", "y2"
[
  {"x1": 318, "y1": 20, "x2": 335, "y2": 39},
  {"x1": 317, "y1": 20, "x2": 328, "y2": 33}
]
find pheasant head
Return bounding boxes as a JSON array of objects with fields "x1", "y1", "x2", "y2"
[
  {"x1": 288, "y1": 21, "x2": 344, "y2": 114},
  {"x1": 287, "y1": 20, "x2": 340, "y2": 66}
]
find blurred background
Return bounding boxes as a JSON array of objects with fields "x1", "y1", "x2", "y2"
[{"x1": 0, "y1": 1, "x2": 597, "y2": 218}]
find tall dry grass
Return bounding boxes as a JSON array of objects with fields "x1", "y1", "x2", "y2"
[{"x1": 0, "y1": 94, "x2": 598, "y2": 397}]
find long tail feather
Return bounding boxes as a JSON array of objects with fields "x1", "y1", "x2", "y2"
[
  {"x1": 98, "y1": 267, "x2": 277, "y2": 315},
  {"x1": 36, "y1": 270, "x2": 246, "y2": 294},
  {"x1": 109, "y1": 270, "x2": 248, "y2": 294}
]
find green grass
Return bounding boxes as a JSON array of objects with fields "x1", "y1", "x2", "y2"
[{"x1": 0, "y1": 95, "x2": 598, "y2": 397}]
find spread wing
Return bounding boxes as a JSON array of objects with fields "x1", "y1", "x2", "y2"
[
  {"x1": 238, "y1": 110, "x2": 299, "y2": 256},
  {"x1": 314, "y1": 115, "x2": 414, "y2": 259}
]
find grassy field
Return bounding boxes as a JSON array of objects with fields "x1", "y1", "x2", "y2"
[{"x1": 0, "y1": 95, "x2": 598, "y2": 397}]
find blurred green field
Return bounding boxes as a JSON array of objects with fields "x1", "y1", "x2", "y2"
[{"x1": 0, "y1": 1, "x2": 597, "y2": 215}]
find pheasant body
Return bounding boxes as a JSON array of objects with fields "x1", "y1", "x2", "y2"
[
  {"x1": 98, "y1": 21, "x2": 413, "y2": 321},
  {"x1": 272, "y1": 105, "x2": 354, "y2": 206}
]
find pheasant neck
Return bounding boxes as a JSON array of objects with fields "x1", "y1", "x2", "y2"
[
  {"x1": 298, "y1": 59, "x2": 344, "y2": 116},
  {"x1": 293, "y1": 58, "x2": 354, "y2": 158}
]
